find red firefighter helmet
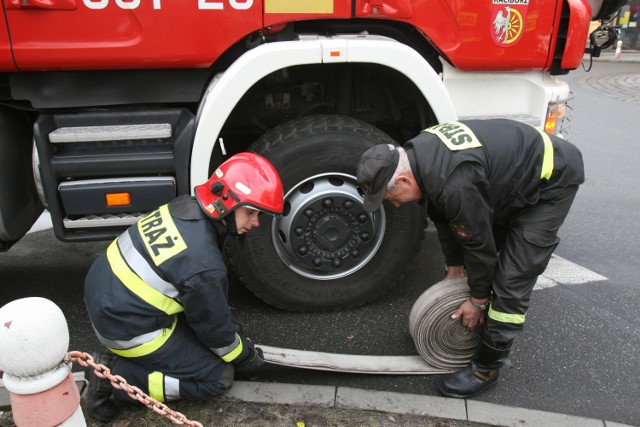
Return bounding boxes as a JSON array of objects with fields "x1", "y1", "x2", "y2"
[{"x1": 195, "y1": 153, "x2": 284, "y2": 220}]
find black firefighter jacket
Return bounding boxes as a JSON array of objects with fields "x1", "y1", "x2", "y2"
[
  {"x1": 84, "y1": 195, "x2": 240, "y2": 360},
  {"x1": 404, "y1": 119, "x2": 584, "y2": 299}
]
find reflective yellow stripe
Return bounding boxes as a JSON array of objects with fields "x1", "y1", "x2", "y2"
[
  {"x1": 148, "y1": 372, "x2": 165, "y2": 402},
  {"x1": 221, "y1": 337, "x2": 244, "y2": 363},
  {"x1": 534, "y1": 128, "x2": 554, "y2": 180},
  {"x1": 108, "y1": 316, "x2": 178, "y2": 358},
  {"x1": 488, "y1": 305, "x2": 526, "y2": 324},
  {"x1": 107, "y1": 239, "x2": 183, "y2": 315}
]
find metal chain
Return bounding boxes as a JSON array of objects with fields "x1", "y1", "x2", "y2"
[{"x1": 67, "y1": 351, "x2": 203, "y2": 427}]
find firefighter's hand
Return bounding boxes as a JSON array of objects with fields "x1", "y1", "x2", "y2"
[
  {"x1": 234, "y1": 346, "x2": 264, "y2": 374},
  {"x1": 451, "y1": 299, "x2": 487, "y2": 330}
]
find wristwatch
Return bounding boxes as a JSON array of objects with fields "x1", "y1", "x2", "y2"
[{"x1": 468, "y1": 297, "x2": 488, "y2": 311}]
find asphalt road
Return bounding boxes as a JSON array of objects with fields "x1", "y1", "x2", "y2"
[{"x1": 1, "y1": 61, "x2": 639, "y2": 426}]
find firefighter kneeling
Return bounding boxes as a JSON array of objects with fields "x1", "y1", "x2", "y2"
[{"x1": 83, "y1": 153, "x2": 283, "y2": 423}]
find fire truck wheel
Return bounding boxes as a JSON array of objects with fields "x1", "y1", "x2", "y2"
[{"x1": 225, "y1": 115, "x2": 424, "y2": 311}]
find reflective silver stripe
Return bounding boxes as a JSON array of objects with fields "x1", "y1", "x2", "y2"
[
  {"x1": 93, "y1": 323, "x2": 165, "y2": 350},
  {"x1": 210, "y1": 333, "x2": 241, "y2": 357},
  {"x1": 118, "y1": 231, "x2": 179, "y2": 298},
  {"x1": 164, "y1": 375, "x2": 181, "y2": 401}
]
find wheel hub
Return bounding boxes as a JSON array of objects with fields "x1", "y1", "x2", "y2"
[
  {"x1": 291, "y1": 195, "x2": 373, "y2": 271},
  {"x1": 273, "y1": 174, "x2": 385, "y2": 280}
]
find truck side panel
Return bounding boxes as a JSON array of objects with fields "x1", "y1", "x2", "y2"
[
  {"x1": 4, "y1": 0, "x2": 263, "y2": 71},
  {"x1": 265, "y1": 0, "x2": 578, "y2": 72},
  {"x1": 0, "y1": 7, "x2": 16, "y2": 71},
  {"x1": 391, "y1": 0, "x2": 560, "y2": 71},
  {"x1": 3, "y1": 0, "x2": 595, "y2": 73},
  {"x1": 411, "y1": 0, "x2": 594, "y2": 73}
]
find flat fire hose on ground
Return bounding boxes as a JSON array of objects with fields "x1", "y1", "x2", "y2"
[{"x1": 259, "y1": 278, "x2": 479, "y2": 375}]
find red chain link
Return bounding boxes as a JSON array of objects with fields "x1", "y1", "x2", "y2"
[{"x1": 67, "y1": 351, "x2": 203, "y2": 427}]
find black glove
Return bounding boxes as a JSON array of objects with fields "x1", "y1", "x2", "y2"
[{"x1": 234, "y1": 345, "x2": 264, "y2": 374}]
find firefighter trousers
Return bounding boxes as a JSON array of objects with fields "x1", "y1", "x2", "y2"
[
  {"x1": 108, "y1": 315, "x2": 234, "y2": 403},
  {"x1": 482, "y1": 185, "x2": 580, "y2": 350}
]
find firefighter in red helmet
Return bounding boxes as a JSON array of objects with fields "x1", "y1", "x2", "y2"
[{"x1": 83, "y1": 153, "x2": 283, "y2": 423}]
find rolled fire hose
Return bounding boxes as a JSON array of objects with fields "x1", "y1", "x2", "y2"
[{"x1": 260, "y1": 278, "x2": 479, "y2": 375}]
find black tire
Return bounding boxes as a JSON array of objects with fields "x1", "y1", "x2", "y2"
[{"x1": 227, "y1": 115, "x2": 423, "y2": 311}]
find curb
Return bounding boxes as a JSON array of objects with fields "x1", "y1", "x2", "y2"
[{"x1": 220, "y1": 381, "x2": 637, "y2": 427}]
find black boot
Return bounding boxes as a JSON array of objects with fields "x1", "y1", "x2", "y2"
[
  {"x1": 438, "y1": 340, "x2": 511, "y2": 399},
  {"x1": 85, "y1": 351, "x2": 120, "y2": 423}
]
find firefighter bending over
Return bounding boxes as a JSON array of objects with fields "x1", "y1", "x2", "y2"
[
  {"x1": 357, "y1": 119, "x2": 584, "y2": 398},
  {"x1": 83, "y1": 153, "x2": 284, "y2": 423}
]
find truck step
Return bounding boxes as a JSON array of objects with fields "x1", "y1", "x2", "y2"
[
  {"x1": 457, "y1": 113, "x2": 539, "y2": 126},
  {"x1": 33, "y1": 108, "x2": 195, "y2": 242},
  {"x1": 49, "y1": 123, "x2": 172, "y2": 143},
  {"x1": 63, "y1": 212, "x2": 145, "y2": 229}
]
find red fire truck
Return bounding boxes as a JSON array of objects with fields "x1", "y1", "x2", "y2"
[{"x1": 0, "y1": 0, "x2": 624, "y2": 311}]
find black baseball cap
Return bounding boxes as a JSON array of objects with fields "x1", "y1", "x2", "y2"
[{"x1": 357, "y1": 144, "x2": 399, "y2": 212}]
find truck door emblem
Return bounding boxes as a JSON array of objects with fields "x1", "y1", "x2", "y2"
[{"x1": 491, "y1": 0, "x2": 527, "y2": 47}]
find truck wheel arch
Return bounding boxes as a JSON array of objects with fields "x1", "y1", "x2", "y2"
[
  {"x1": 193, "y1": 37, "x2": 456, "y2": 310},
  {"x1": 190, "y1": 37, "x2": 458, "y2": 188}
]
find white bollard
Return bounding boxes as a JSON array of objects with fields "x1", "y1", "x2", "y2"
[
  {"x1": 0, "y1": 297, "x2": 86, "y2": 427},
  {"x1": 615, "y1": 40, "x2": 623, "y2": 59}
]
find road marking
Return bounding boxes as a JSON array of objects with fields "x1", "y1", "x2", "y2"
[
  {"x1": 27, "y1": 212, "x2": 53, "y2": 234},
  {"x1": 28, "y1": 212, "x2": 608, "y2": 287},
  {"x1": 535, "y1": 254, "x2": 607, "y2": 289}
]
